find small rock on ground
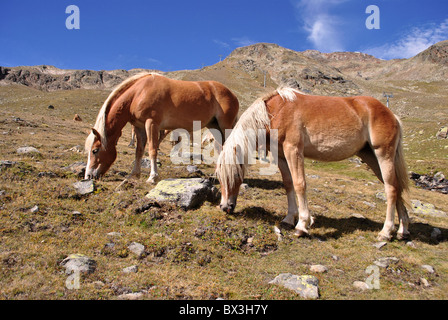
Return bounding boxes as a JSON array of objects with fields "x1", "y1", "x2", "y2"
[
  {"x1": 128, "y1": 242, "x2": 145, "y2": 258},
  {"x1": 73, "y1": 179, "x2": 95, "y2": 195},
  {"x1": 17, "y1": 146, "x2": 40, "y2": 154},
  {"x1": 309, "y1": 265, "x2": 328, "y2": 273},
  {"x1": 353, "y1": 281, "x2": 370, "y2": 291},
  {"x1": 116, "y1": 292, "x2": 144, "y2": 300},
  {"x1": 431, "y1": 228, "x2": 442, "y2": 241},
  {"x1": 0, "y1": 160, "x2": 17, "y2": 169},
  {"x1": 420, "y1": 278, "x2": 431, "y2": 287},
  {"x1": 351, "y1": 213, "x2": 366, "y2": 219},
  {"x1": 374, "y1": 257, "x2": 399, "y2": 268},
  {"x1": 373, "y1": 241, "x2": 387, "y2": 249},
  {"x1": 107, "y1": 232, "x2": 122, "y2": 237},
  {"x1": 123, "y1": 265, "x2": 138, "y2": 273},
  {"x1": 421, "y1": 265, "x2": 435, "y2": 274},
  {"x1": 60, "y1": 254, "x2": 96, "y2": 275}
]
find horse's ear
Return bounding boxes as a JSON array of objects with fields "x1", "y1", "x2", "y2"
[{"x1": 91, "y1": 128, "x2": 102, "y2": 143}]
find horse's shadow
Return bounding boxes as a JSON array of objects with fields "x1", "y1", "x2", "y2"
[
  {"x1": 243, "y1": 178, "x2": 284, "y2": 190},
  {"x1": 236, "y1": 206, "x2": 447, "y2": 244}
]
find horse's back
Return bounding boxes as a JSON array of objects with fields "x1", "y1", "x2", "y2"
[
  {"x1": 128, "y1": 74, "x2": 238, "y2": 131},
  {"x1": 270, "y1": 93, "x2": 395, "y2": 161}
]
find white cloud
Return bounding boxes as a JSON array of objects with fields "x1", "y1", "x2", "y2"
[
  {"x1": 213, "y1": 39, "x2": 230, "y2": 49},
  {"x1": 365, "y1": 19, "x2": 448, "y2": 59},
  {"x1": 231, "y1": 36, "x2": 258, "y2": 47},
  {"x1": 304, "y1": 14, "x2": 345, "y2": 52},
  {"x1": 294, "y1": 0, "x2": 348, "y2": 52},
  {"x1": 147, "y1": 57, "x2": 162, "y2": 65}
]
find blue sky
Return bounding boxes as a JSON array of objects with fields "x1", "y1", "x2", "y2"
[{"x1": 1, "y1": 0, "x2": 447, "y2": 71}]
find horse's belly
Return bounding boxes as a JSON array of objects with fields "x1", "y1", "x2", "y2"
[{"x1": 303, "y1": 133, "x2": 366, "y2": 161}]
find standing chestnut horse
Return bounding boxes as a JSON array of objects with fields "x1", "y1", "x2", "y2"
[
  {"x1": 85, "y1": 73, "x2": 239, "y2": 183},
  {"x1": 216, "y1": 88, "x2": 410, "y2": 241}
]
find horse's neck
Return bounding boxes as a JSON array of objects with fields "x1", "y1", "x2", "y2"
[{"x1": 105, "y1": 102, "x2": 130, "y2": 147}]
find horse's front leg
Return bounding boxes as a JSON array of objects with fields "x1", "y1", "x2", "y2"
[
  {"x1": 145, "y1": 119, "x2": 160, "y2": 184},
  {"x1": 129, "y1": 127, "x2": 146, "y2": 179},
  {"x1": 284, "y1": 145, "x2": 313, "y2": 237},
  {"x1": 278, "y1": 157, "x2": 298, "y2": 228}
]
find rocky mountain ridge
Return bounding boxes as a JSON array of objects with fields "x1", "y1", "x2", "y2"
[{"x1": 1, "y1": 40, "x2": 447, "y2": 97}]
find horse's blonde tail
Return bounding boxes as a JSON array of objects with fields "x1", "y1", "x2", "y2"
[{"x1": 394, "y1": 116, "x2": 410, "y2": 208}]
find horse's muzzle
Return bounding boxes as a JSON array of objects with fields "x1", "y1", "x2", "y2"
[
  {"x1": 84, "y1": 170, "x2": 101, "y2": 180},
  {"x1": 220, "y1": 203, "x2": 235, "y2": 214}
]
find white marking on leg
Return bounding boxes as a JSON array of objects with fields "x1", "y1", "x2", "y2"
[{"x1": 282, "y1": 190, "x2": 298, "y2": 226}]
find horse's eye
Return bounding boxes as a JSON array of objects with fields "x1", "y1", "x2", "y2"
[{"x1": 92, "y1": 148, "x2": 100, "y2": 155}]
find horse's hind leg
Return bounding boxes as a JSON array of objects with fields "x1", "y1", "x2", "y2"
[
  {"x1": 357, "y1": 145, "x2": 409, "y2": 240},
  {"x1": 374, "y1": 148, "x2": 399, "y2": 241},
  {"x1": 129, "y1": 127, "x2": 146, "y2": 179},
  {"x1": 284, "y1": 145, "x2": 313, "y2": 237},
  {"x1": 129, "y1": 125, "x2": 136, "y2": 147},
  {"x1": 278, "y1": 157, "x2": 298, "y2": 229},
  {"x1": 145, "y1": 119, "x2": 160, "y2": 184},
  {"x1": 396, "y1": 198, "x2": 410, "y2": 240}
]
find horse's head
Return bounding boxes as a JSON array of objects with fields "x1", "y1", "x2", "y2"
[
  {"x1": 216, "y1": 163, "x2": 244, "y2": 214},
  {"x1": 84, "y1": 128, "x2": 116, "y2": 179}
]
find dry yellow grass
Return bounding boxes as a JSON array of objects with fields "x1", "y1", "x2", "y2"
[{"x1": 0, "y1": 83, "x2": 447, "y2": 300}]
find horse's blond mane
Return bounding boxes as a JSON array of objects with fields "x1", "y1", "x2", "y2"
[
  {"x1": 216, "y1": 87, "x2": 300, "y2": 189},
  {"x1": 85, "y1": 72, "x2": 161, "y2": 151}
]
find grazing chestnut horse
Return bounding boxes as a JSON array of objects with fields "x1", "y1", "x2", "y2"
[
  {"x1": 85, "y1": 73, "x2": 239, "y2": 183},
  {"x1": 216, "y1": 88, "x2": 410, "y2": 241}
]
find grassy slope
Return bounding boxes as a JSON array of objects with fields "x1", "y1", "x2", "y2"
[{"x1": 0, "y1": 80, "x2": 447, "y2": 300}]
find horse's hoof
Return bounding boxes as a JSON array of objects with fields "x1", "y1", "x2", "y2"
[
  {"x1": 294, "y1": 229, "x2": 309, "y2": 238},
  {"x1": 147, "y1": 175, "x2": 160, "y2": 185},
  {"x1": 396, "y1": 231, "x2": 411, "y2": 241},
  {"x1": 377, "y1": 232, "x2": 392, "y2": 242}
]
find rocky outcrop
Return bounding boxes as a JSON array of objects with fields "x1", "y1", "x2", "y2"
[
  {"x1": 410, "y1": 172, "x2": 448, "y2": 194},
  {"x1": 414, "y1": 40, "x2": 448, "y2": 65},
  {"x1": 228, "y1": 43, "x2": 361, "y2": 96},
  {"x1": 2, "y1": 40, "x2": 448, "y2": 94},
  {"x1": 0, "y1": 65, "x2": 155, "y2": 91}
]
